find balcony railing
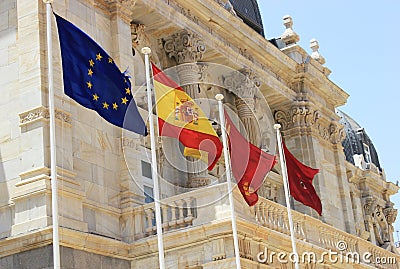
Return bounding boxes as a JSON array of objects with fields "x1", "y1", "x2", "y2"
[{"x1": 132, "y1": 183, "x2": 399, "y2": 268}]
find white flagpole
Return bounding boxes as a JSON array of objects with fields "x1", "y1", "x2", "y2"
[
  {"x1": 215, "y1": 94, "x2": 241, "y2": 269},
  {"x1": 43, "y1": 1, "x2": 61, "y2": 268},
  {"x1": 274, "y1": 124, "x2": 299, "y2": 269},
  {"x1": 141, "y1": 47, "x2": 166, "y2": 269}
]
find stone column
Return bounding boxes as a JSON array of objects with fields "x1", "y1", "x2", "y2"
[
  {"x1": 163, "y1": 30, "x2": 209, "y2": 188},
  {"x1": 222, "y1": 68, "x2": 261, "y2": 145}
]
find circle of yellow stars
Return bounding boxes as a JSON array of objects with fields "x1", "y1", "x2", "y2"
[{"x1": 86, "y1": 52, "x2": 131, "y2": 111}]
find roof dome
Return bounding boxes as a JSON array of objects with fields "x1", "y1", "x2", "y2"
[
  {"x1": 337, "y1": 110, "x2": 382, "y2": 171},
  {"x1": 229, "y1": 0, "x2": 264, "y2": 36}
]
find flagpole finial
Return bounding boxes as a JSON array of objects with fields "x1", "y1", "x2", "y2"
[
  {"x1": 274, "y1": 123, "x2": 281, "y2": 130},
  {"x1": 215, "y1": 94, "x2": 224, "y2": 101},
  {"x1": 141, "y1": 47, "x2": 152, "y2": 55}
]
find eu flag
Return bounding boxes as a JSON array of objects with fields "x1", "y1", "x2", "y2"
[{"x1": 54, "y1": 14, "x2": 147, "y2": 136}]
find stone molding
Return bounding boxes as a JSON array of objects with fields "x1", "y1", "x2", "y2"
[
  {"x1": 19, "y1": 106, "x2": 72, "y2": 127},
  {"x1": 274, "y1": 104, "x2": 345, "y2": 144},
  {"x1": 96, "y1": 0, "x2": 136, "y2": 23}
]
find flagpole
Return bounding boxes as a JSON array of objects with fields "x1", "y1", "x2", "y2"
[
  {"x1": 215, "y1": 94, "x2": 241, "y2": 269},
  {"x1": 43, "y1": 1, "x2": 61, "y2": 268},
  {"x1": 141, "y1": 47, "x2": 166, "y2": 269},
  {"x1": 274, "y1": 124, "x2": 299, "y2": 269},
  {"x1": 45, "y1": 1, "x2": 61, "y2": 269}
]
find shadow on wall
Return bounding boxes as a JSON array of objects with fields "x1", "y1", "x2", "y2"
[{"x1": 0, "y1": 150, "x2": 11, "y2": 239}]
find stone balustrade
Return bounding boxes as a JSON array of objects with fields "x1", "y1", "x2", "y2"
[
  {"x1": 131, "y1": 184, "x2": 399, "y2": 267},
  {"x1": 253, "y1": 197, "x2": 399, "y2": 268},
  {"x1": 133, "y1": 195, "x2": 197, "y2": 239}
]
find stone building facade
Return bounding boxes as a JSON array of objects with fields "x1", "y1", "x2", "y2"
[{"x1": 0, "y1": 0, "x2": 399, "y2": 268}]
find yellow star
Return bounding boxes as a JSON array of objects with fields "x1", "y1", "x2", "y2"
[
  {"x1": 93, "y1": 93, "x2": 99, "y2": 101},
  {"x1": 121, "y1": 97, "x2": 128, "y2": 105},
  {"x1": 125, "y1": 88, "x2": 131, "y2": 95},
  {"x1": 108, "y1": 57, "x2": 113, "y2": 63},
  {"x1": 86, "y1": 81, "x2": 93, "y2": 89},
  {"x1": 96, "y1": 53, "x2": 103, "y2": 61},
  {"x1": 89, "y1": 59, "x2": 94, "y2": 67},
  {"x1": 112, "y1": 103, "x2": 118, "y2": 110},
  {"x1": 103, "y1": 102, "x2": 109, "y2": 109},
  {"x1": 88, "y1": 69, "x2": 93, "y2": 76}
]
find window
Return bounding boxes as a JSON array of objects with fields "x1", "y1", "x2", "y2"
[
  {"x1": 144, "y1": 186, "x2": 154, "y2": 204},
  {"x1": 363, "y1": 143, "x2": 371, "y2": 164},
  {"x1": 141, "y1": 160, "x2": 152, "y2": 179}
]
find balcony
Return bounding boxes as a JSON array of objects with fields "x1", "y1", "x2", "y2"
[{"x1": 131, "y1": 182, "x2": 400, "y2": 268}]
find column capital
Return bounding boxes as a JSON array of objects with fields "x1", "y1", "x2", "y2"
[{"x1": 163, "y1": 30, "x2": 206, "y2": 64}]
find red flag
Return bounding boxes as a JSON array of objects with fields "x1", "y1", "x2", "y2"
[
  {"x1": 225, "y1": 111, "x2": 276, "y2": 206},
  {"x1": 283, "y1": 142, "x2": 322, "y2": 215}
]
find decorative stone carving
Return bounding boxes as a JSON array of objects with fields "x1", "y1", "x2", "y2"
[
  {"x1": 163, "y1": 30, "x2": 206, "y2": 64},
  {"x1": 328, "y1": 121, "x2": 346, "y2": 144},
  {"x1": 222, "y1": 67, "x2": 261, "y2": 144},
  {"x1": 19, "y1": 106, "x2": 72, "y2": 127},
  {"x1": 19, "y1": 107, "x2": 49, "y2": 125},
  {"x1": 280, "y1": 15, "x2": 299, "y2": 46},
  {"x1": 310, "y1": 39, "x2": 326, "y2": 65},
  {"x1": 274, "y1": 104, "x2": 345, "y2": 144},
  {"x1": 131, "y1": 23, "x2": 146, "y2": 48},
  {"x1": 362, "y1": 196, "x2": 376, "y2": 216},
  {"x1": 55, "y1": 109, "x2": 72, "y2": 125},
  {"x1": 383, "y1": 207, "x2": 398, "y2": 225},
  {"x1": 373, "y1": 205, "x2": 390, "y2": 245}
]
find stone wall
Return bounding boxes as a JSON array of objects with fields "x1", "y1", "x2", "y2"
[
  {"x1": 0, "y1": 245, "x2": 130, "y2": 269},
  {"x1": 0, "y1": 0, "x2": 18, "y2": 239}
]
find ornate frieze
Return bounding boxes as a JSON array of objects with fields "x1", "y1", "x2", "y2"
[
  {"x1": 163, "y1": 30, "x2": 206, "y2": 64},
  {"x1": 19, "y1": 106, "x2": 72, "y2": 127},
  {"x1": 274, "y1": 104, "x2": 345, "y2": 144}
]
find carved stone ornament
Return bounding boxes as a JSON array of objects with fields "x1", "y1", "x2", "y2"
[
  {"x1": 362, "y1": 196, "x2": 377, "y2": 216},
  {"x1": 163, "y1": 30, "x2": 206, "y2": 64},
  {"x1": 280, "y1": 15, "x2": 299, "y2": 46},
  {"x1": 221, "y1": 67, "x2": 260, "y2": 100},
  {"x1": 131, "y1": 23, "x2": 145, "y2": 48},
  {"x1": 383, "y1": 207, "x2": 398, "y2": 225},
  {"x1": 19, "y1": 106, "x2": 72, "y2": 127},
  {"x1": 274, "y1": 104, "x2": 345, "y2": 144}
]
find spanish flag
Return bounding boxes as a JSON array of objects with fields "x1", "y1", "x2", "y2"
[{"x1": 152, "y1": 64, "x2": 222, "y2": 170}]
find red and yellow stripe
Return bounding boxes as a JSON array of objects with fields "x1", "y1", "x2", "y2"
[{"x1": 152, "y1": 64, "x2": 222, "y2": 170}]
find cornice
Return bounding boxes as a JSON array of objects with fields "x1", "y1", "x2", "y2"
[{"x1": 135, "y1": 0, "x2": 296, "y2": 103}]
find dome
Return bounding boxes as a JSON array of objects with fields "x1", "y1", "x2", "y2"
[
  {"x1": 230, "y1": 0, "x2": 264, "y2": 36},
  {"x1": 336, "y1": 110, "x2": 382, "y2": 171}
]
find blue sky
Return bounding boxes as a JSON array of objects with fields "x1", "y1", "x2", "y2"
[{"x1": 257, "y1": 1, "x2": 400, "y2": 240}]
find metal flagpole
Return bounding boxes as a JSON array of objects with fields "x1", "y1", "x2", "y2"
[
  {"x1": 215, "y1": 94, "x2": 241, "y2": 269},
  {"x1": 274, "y1": 124, "x2": 299, "y2": 269},
  {"x1": 43, "y1": 0, "x2": 60, "y2": 268},
  {"x1": 141, "y1": 47, "x2": 166, "y2": 269}
]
